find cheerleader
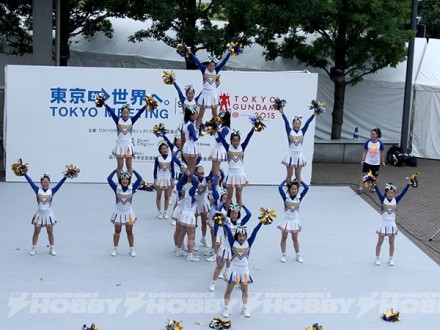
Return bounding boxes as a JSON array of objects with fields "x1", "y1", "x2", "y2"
[
  {"x1": 222, "y1": 220, "x2": 262, "y2": 318},
  {"x1": 175, "y1": 171, "x2": 200, "y2": 262},
  {"x1": 277, "y1": 179, "x2": 309, "y2": 263},
  {"x1": 153, "y1": 142, "x2": 175, "y2": 219},
  {"x1": 218, "y1": 128, "x2": 255, "y2": 211},
  {"x1": 104, "y1": 101, "x2": 146, "y2": 174},
  {"x1": 181, "y1": 107, "x2": 200, "y2": 173},
  {"x1": 210, "y1": 204, "x2": 251, "y2": 292},
  {"x1": 25, "y1": 173, "x2": 67, "y2": 256},
  {"x1": 374, "y1": 182, "x2": 410, "y2": 266},
  {"x1": 107, "y1": 169, "x2": 143, "y2": 257},
  {"x1": 162, "y1": 132, "x2": 182, "y2": 207},
  {"x1": 210, "y1": 110, "x2": 231, "y2": 177},
  {"x1": 281, "y1": 112, "x2": 316, "y2": 184},
  {"x1": 189, "y1": 51, "x2": 231, "y2": 124},
  {"x1": 194, "y1": 165, "x2": 211, "y2": 248}
]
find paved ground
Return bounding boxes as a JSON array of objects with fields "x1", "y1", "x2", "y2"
[{"x1": 311, "y1": 158, "x2": 440, "y2": 266}]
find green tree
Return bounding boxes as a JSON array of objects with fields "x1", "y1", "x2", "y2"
[
  {"x1": 253, "y1": 0, "x2": 413, "y2": 139},
  {"x1": 122, "y1": 0, "x2": 257, "y2": 69},
  {"x1": 0, "y1": 1, "x2": 32, "y2": 55},
  {"x1": 419, "y1": 0, "x2": 440, "y2": 39}
]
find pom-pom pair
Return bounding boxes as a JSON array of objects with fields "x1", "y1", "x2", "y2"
[
  {"x1": 153, "y1": 123, "x2": 168, "y2": 137},
  {"x1": 162, "y1": 70, "x2": 176, "y2": 85},
  {"x1": 309, "y1": 99, "x2": 326, "y2": 115},
  {"x1": 382, "y1": 309, "x2": 400, "y2": 322},
  {"x1": 227, "y1": 41, "x2": 243, "y2": 56},
  {"x1": 63, "y1": 164, "x2": 80, "y2": 179},
  {"x1": 11, "y1": 159, "x2": 29, "y2": 176},
  {"x1": 203, "y1": 117, "x2": 222, "y2": 136},
  {"x1": 138, "y1": 180, "x2": 155, "y2": 191},
  {"x1": 249, "y1": 114, "x2": 266, "y2": 132},
  {"x1": 176, "y1": 44, "x2": 191, "y2": 58},
  {"x1": 363, "y1": 170, "x2": 377, "y2": 190},
  {"x1": 165, "y1": 319, "x2": 183, "y2": 330},
  {"x1": 272, "y1": 97, "x2": 287, "y2": 112},
  {"x1": 144, "y1": 94, "x2": 158, "y2": 111},
  {"x1": 259, "y1": 207, "x2": 276, "y2": 225},
  {"x1": 209, "y1": 316, "x2": 231, "y2": 329}
]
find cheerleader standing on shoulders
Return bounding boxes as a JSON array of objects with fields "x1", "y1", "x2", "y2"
[
  {"x1": 374, "y1": 181, "x2": 410, "y2": 266},
  {"x1": 218, "y1": 128, "x2": 255, "y2": 211},
  {"x1": 277, "y1": 179, "x2": 309, "y2": 263},
  {"x1": 181, "y1": 107, "x2": 200, "y2": 173},
  {"x1": 108, "y1": 169, "x2": 143, "y2": 257},
  {"x1": 210, "y1": 204, "x2": 251, "y2": 292},
  {"x1": 280, "y1": 111, "x2": 316, "y2": 184},
  {"x1": 189, "y1": 51, "x2": 231, "y2": 124},
  {"x1": 222, "y1": 220, "x2": 263, "y2": 318},
  {"x1": 153, "y1": 142, "x2": 175, "y2": 219},
  {"x1": 25, "y1": 173, "x2": 67, "y2": 256},
  {"x1": 210, "y1": 110, "x2": 231, "y2": 177},
  {"x1": 175, "y1": 171, "x2": 200, "y2": 262},
  {"x1": 104, "y1": 101, "x2": 146, "y2": 175}
]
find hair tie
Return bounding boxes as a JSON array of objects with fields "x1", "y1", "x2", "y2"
[
  {"x1": 385, "y1": 183, "x2": 397, "y2": 191},
  {"x1": 229, "y1": 203, "x2": 241, "y2": 212},
  {"x1": 184, "y1": 84, "x2": 195, "y2": 93},
  {"x1": 206, "y1": 55, "x2": 219, "y2": 64},
  {"x1": 236, "y1": 225, "x2": 247, "y2": 235},
  {"x1": 119, "y1": 171, "x2": 131, "y2": 179},
  {"x1": 293, "y1": 116, "x2": 303, "y2": 121},
  {"x1": 231, "y1": 129, "x2": 241, "y2": 136},
  {"x1": 39, "y1": 173, "x2": 50, "y2": 180}
]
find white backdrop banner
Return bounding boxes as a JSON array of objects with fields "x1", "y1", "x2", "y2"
[{"x1": 5, "y1": 65, "x2": 318, "y2": 184}]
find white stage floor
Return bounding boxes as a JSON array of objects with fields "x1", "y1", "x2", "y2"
[{"x1": 0, "y1": 182, "x2": 439, "y2": 329}]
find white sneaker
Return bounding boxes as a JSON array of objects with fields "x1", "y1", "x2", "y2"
[
  {"x1": 222, "y1": 307, "x2": 229, "y2": 318},
  {"x1": 130, "y1": 248, "x2": 136, "y2": 257},
  {"x1": 296, "y1": 254, "x2": 304, "y2": 263},
  {"x1": 206, "y1": 255, "x2": 216, "y2": 262},
  {"x1": 280, "y1": 255, "x2": 287, "y2": 263},
  {"x1": 187, "y1": 253, "x2": 200, "y2": 262},
  {"x1": 111, "y1": 248, "x2": 118, "y2": 257},
  {"x1": 171, "y1": 220, "x2": 176, "y2": 226},
  {"x1": 157, "y1": 212, "x2": 163, "y2": 219},
  {"x1": 200, "y1": 237, "x2": 208, "y2": 247},
  {"x1": 209, "y1": 281, "x2": 216, "y2": 292},
  {"x1": 163, "y1": 212, "x2": 169, "y2": 219},
  {"x1": 388, "y1": 258, "x2": 395, "y2": 266},
  {"x1": 204, "y1": 247, "x2": 214, "y2": 256},
  {"x1": 29, "y1": 247, "x2": 36, "y2": 256},
  {"x1": 49, "y1": 247, "x2": 57, "y2": 256},
  {"x1": 242, "y1": 307, "x2": 251, "y2": 318},
  {"x1": 174, "y1": 248, "x2": 183, "y2": 257},
  {"x1": 192, "y1": 243, "x2": 199, "y2": 251},
  {"x1": 375, "y1": 258, "x2": 381, "y2": 266}
]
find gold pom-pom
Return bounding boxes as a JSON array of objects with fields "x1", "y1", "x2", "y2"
[
  {"x1": 11, "y1": 159, "x2": 29, "y2": 176},
  {"x1": 63, "y1": 164, "x2": 80, "y2": 179},
  {"x1": 176, "y1": 44, "x2": 191, "y2": 58},
  {"x1": 249, "y1": 114, "x2": 266, "y2": 132},
  {"x1": 213, "y1": 212, "x2": 226, "y2": 226},
  {"x1": 363, "y1": 170, "x2": 377, "y2": 190},
  {"x1": 216, "y1": 74, "x2": 221, "y2": 87},
  {"x1": 162, "y1": 70, "x2": 176, "y2": 85},
  {"x1": 82, "y1": 323, "x2": 99, "y2": 330},
  {"x1": 94, "y1": 92, "x2": 106, "y2": 108},
  {"x1": 272, "y1": 97, "x2": 287, "y2": 113},
  {"x1": 139, "y1": 180, "x2": 155, "y2": 191},
  {"x1": 209, "y1": 316, "x2": 231, "y2": 329},
  {"x1": 258, "y1": 207, "x2": 277, "y2": 225},
  {"x1": 145, "y1": 94, "x2": 158, "y2": 111},
  {"x1": 408, "y1": 172, "x2": 420, "y2": 188},
  {"x1": 203, "y1": 117, "x2": 222, "y2": 136},
  {"x1": 165, "y1": 319, "x2": 184, "y2": 330},
  {"x1": 227, "y1": 41, "x2": 243, "y2": 56},
  {"x1": 308, "y1": 99, "x2": 326, "y2": 115},
  {"x1": 153, "y1": 123, "x2": 168, "y2": 137},
  {"x1": 306, "y1": 323, "x2": 323, "y2": 330},
  {"x1": 382, "y1": 309, "x2": 400, "y2": 322}
]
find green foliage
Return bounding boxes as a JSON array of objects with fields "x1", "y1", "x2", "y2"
[{"x1": 419, "y1": 0, "x2": 440, "y2": 39}]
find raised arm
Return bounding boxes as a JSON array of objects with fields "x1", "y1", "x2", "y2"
[
  {"x1": 189, "y1": 52, "x2": 206, "y2": 73},
  {"x1": 107, "y1": 170, "x2": 117, "y2": 192},
  {"x1": 212, "y1": 175, "x2": 220, "y2": 201},
  {"x1": 396, "y1": 184, "x2": 410, "y2": 204},
  {"x1": 241, "y1": 128, "x2": 254, "y2": 150},
  {"x1": 374, "y1": 185, "x2": 385, "y2": 204},
  {"x1": 241, "y1": 205, "x2": 252, "y2": 226},
  {"x1": 217, "y1": 130, "x2": 229, "y2": 151},
  {"x1": 215, "y1": 53, "x2": 231, "y2": 73},
  {"x1": 187, "y1": 122, "x2": 199, "y2": 141},
  {"x1": 131, "y1": 105, "x2": 146, "y2": 124},
  {"x1": 301, "y1": 114, "x2": 316, "y2": 135},
  {"x1": 299, "y1": 181, "x2": 309, "y2": 200},
  {"x1": 51, "y1": 177, "x2": 67, "y2": 195},
  {"x1": 176, "y1": 173, "x2": 187, "y2": 192},
  {"x1": 24, "y1": 174, "x2": 39, "y2": 194},
  {"x1": 278, "y1": 180, "x2": 287, "y2": 200},
  {"x1": 132, "y1": 170, "x2": 143, "y2": 191},
  {"x1": 281, "y1": 113, "x2": 291, "y2": 138},
  {"x1": 163, "y1": 133, "x2": 175, "y2": 150},
  {"x1": 173, "y1": 82, "x2": 186, "y2": 104},
  {"x1": 104, "y1": 104, "x2": 119, "y2": 125},
  {"x1": 248, "y1": 222, "x2": 263, "y2": 247},
  {"x1": 215, "y1": 126, "x2": 229, "y2": 143},
  {"x1": 224, "y1": 224, "x2": 235, "y2": 248},
  {"x1": 188, "y1": 174, "x2": 199, "y2": 197}
]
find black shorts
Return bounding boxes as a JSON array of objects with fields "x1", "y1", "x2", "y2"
[{"x1": 362, "y1": 163, "x2": 380, "y2": 177}]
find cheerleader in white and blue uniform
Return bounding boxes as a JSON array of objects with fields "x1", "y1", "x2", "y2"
[
  {"x1": 222, "y1": 220, "x2": 263, "y2": 318},
  {"x1": 153, "y1": 142, "x2": 175, "y2": 219},
  {"x1": 210, "y1": 110, "x2": 231, "y2": 177},
  {"x1": 175, "y1": 172, "x2": 200, "y2": 262},
  {"x1": 189, "y1": 51, "x2": 231, "y2": 123},
  {"x1": 161, "y1": 131, "x2": 182, "y2": 207},
  {"x1": 108, "y1": 170, "x2": 142, "y2": 257},
  {"x1": 25, "y1": 173, "x2": 67, "y2": 256},
  {"x1": 209, "y1": 204, "x2": 251, "y2": 292},
  {"x1": 104, "y1": 101, "x2": 146, "y2": 174},
  {"x1": 277, "y1": 179, "x2": 309, "y2": 263},
  {"x1": 374, "y1": 182, "x2": 410, "y2": 266},
  {"x1": 181, "y1": 107, "x2": 200, "y2": 173},
  {"x1": 194, "y1": 165, "x2": 211, "y2": 249},
  {"x1": 280, "y1": 112, "x2": 316, "y2": 184},
  {"x1": 218, "y1": 128, "x2": 255, "y2": 210}
]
